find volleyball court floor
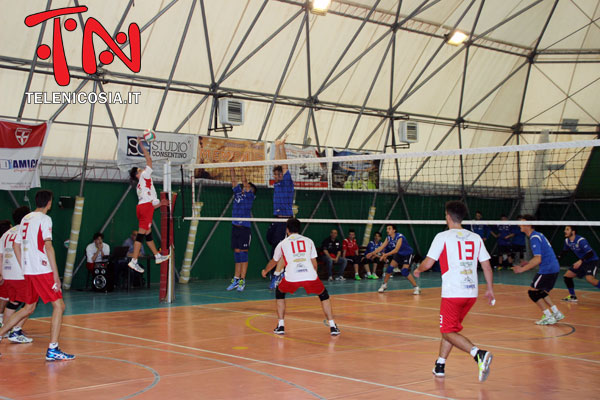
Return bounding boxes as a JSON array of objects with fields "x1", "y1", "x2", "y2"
[{"x1": 1, "y1": 270, "x2": 599, "y2": 400}]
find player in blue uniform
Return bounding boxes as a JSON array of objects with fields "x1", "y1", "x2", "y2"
[
  {"x1": 367, "y1": 224, "x2": 420, "y2": 294},
  {"x1": 470, "y1": 211, "x2": 490, "y2": 243},
  {"x1": 226, "y1": 165, "x2": 257, "y2": 292},
  {"x1": 510, "y1": 217, "x2": 526, "y2": 264},
  {"x1": 360, "y1": 232, "x2": 384, "y2": 279},
  {"x1": 559, "y1": 226, "x2": 600, "y2": 302},
  {"x1": 492, "y1": 215, "x2": 514, "y2": 269},
  {"x1": 266, "y1": 139, "x2": 294, "y2": 257},
  {"x1": 512, "y1": 215, "x2": 564, "y2": 325}
]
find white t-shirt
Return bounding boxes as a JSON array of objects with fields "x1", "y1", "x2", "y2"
[
  {"x1": 273, "y1": 233, "x2": 318, "y2": 282},
  {"x1": 0, "y1": 226, "x2": 24, "y2": 280},
  {"x1": 426, "y1": 229, "x2": 490, "y2": 298},
  {"x1": 86, "y1": 242, "x2": 110, "y2": 263},
  {"x1": 137, "y1": 166, "x2": 158, "y2": 205},
  {"x1": 15, "y1": 212, "x2": 53, "y2": 275}
]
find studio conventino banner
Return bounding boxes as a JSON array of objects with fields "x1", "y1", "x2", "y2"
[
  {"x1": 117, "y1": 129, "x2": 196, "y2": 172},
  {"x1": 0, "y1": 120, "x2": 50, "y2": 190}
]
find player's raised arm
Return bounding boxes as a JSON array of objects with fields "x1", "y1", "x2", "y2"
[
  {"x1": 138, "y1": 136, "x2": 152, "y2": 168},
  {"x1": 275, "y1": 139, "x2": 288, "y2": 174}
]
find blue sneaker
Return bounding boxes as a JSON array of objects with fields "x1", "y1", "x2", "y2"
[
  {"x1": 237, "y1": 279, "x2": 246, "y2": 292},
  {"x1": 46, "y1": 347, "x2": 75, "y2": 361},
  {"x1": 269, "y1": 272, "x2": 284, "y2": 290},
  {"x1": 226, "y1": 278, "x2": 240, "y2": 291}
]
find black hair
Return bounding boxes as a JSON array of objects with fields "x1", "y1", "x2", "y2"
[
  {"x1": 93, "y1": 232, "x2": 104, "y2": 240},
  {"x1": 0, "y1": 220, "x2": 11, "y2": 237},
  {"x1": 500, "y1": 214, "x2": 508, "y2": 218},
  {"x1": 129, "y1": 167, "x2": 139, "y2": 181},
  {"x1": 521, "y1": 214, "x2": 535, "y2": 221},
  {"x1": 475, "y1": 210, "x2": 482, "y2": 215},
  {"x1": 349, "y1": 229, "x2": 355, "y2": 233},
  {"x1": 565, "y1": 225, "x2": 576, "y2": 234},
  {"x1": 386, "y1": 224, "x2": 396, "y2": 231},
  {"x1": 249, "y1": 182, "x2": 258, "y2": 195},
  {"x1": 12, "y1": 206, "x2": 30, "y2": 226},
  {"x1": 445, "y1": 200, "x2": 468, "y2": 223},
  {"x1": 286, "y1": 217, "x2": 301, "y2": 234},
  {"x1": 374, "y1": 231, "x2": 382, "y2": 237},
  {"x1": 35, "y1": 190, "x2": 53, "y2": 208},
  {"x1": 273, "y1": 165, "x2": 283, "y2": 174}
]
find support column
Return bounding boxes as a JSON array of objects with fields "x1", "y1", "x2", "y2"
[
  {"x1": 62, "y1": 196, "x2": 84, "y2": 290},
  {"x1": 361, "y1": 194, "x2": 377, "y2": 247},
  {"x1": 179, "y1": 202, "x2": 203, "y2": 284}
]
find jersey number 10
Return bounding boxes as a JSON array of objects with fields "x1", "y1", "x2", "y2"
[
  {"x1": 457, "y1": 241, "x2": 475, "y2": 261},
  {"x1": 290, "y1": 240, "x2": 306, "y2": 254}
]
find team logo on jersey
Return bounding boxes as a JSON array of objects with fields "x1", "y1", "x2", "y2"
[{"x1": 15, "y1": 128, "x2": 32, "y2": 146}]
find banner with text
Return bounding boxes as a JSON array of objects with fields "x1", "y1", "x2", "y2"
[
  {"x1": 0, "y1": 120, "x2": 49, "y2": 190},
  {"x1": 196, "y1": 136, "x2": 266, "y2": 185},
  {"x1": 332, "y1": 149, "x2": 380, "y2": 190},
  {"x1": 267, "y1": 143, "x2": 328, "y2": 188},
  {"x1": 117, "y1": 129, "x2": 196, "y2": 172}
]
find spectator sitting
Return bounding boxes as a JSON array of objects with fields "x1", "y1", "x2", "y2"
[
  {"x1": 123, "y1": 230, "x2": 145, "y2": 258},
  {"x1": 116, "y1": 230, "x2": 145, "y2": 288},
  {"x1": 86, "y1": 232, "x2": 110, "y2": 272},
  {"x1": 321, "y1": 229, "x2": 348, "y2": 281}
]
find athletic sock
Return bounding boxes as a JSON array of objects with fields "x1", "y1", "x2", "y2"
[
  {"x1": 131, "y1": 258, "x2": 138, "y2": 264},
  {"x1": 328, "y1": 320, "x2": 336, "y2": 327},
  {"x1": 49, "y1": 342, "x2": 58, "y2": 349},
  {"x1": 550, "y1": 305, "x2": 559, "y2": 314},
  {"x1": 436, "y1": 357, "x2": 446, "y2": 364},
  {"x1": 278, "y1": 319, "x2": 284, "y2": 327},
  {"x1": 233, "y1": 276, "x2": 240, "y2": 280},
  {"x1": 470, "y1": 346, "x2": 479, "y2": 358},
  {"x1": 568, "y1": 288, "x2": 576, "y2": 296},
  {"x1": 543, "y1": 309, "x2": 552, "y2": 317}
]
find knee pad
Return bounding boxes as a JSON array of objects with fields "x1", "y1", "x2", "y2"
[
  {"x1": 135, "y1": 233, "x2": 145, "y2": 243},
  {"x1": 400, "y1": 268, "x2": 410, "y2": 277},
  {"x1": 238, "y1": 251, "x2": 248, "y2": 263},
  {"x1": 528, "y1": 290, "x2": 547, "y2": 303},
  {"x1": 275, "y1": 288, "x2": 286, "y2": 300},
  {"x1": 6, "y1": 301, "x2": 21, "y2": 310},
  {"x1": 145, "y1": 232, "x2": 153, "y2": 242},
  {"x1": 233, "y1": 252, "x2": 241, "y2": 263},
  {"x1": 386, "y1": 265, "x2": 394, "y2": 274},
  {"x1": 318, "y1": 289, "x2": 330, "y2": 301}
]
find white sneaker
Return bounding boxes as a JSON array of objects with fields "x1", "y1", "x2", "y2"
[
  {"x1": 553, "y1": 311, "x2": 565, "y2": 321},
  {"x1": 155, "y1": 253, "x2": 170, "y2": 264},
  {"x1": 413, "y1": 286, "x2": 421, "y2": 295},
  {"x1": 328, "y1": 276, "x2": 334, "y2": 281},
  {"x1": 535, "y1": 314, "x2": 557, "y2": 325},
  {"x1": 334, "y1": 276, "x2": 346, "y2": 281},
  {"x1": 393, "y1": 267, "x2": 401, "y2": 273},
  {"x1": 8, "y1": 330, "x2": 33, "y2": 343},
  {"x1": 128, "y1": 259, "x2": 144, "y2": 273},
  {"x1": 378, "y1": 284, "x2": 387, "y2": 293}
]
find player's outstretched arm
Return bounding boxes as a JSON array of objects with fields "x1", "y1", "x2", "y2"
[
  {"x1": 480, "y1": 260, "x2": 495, "y2": 304},
  {"x1": 368, "y1": 239, "x2": 388, "y2": 258},
  {"x1": 384, "y1": 239, "x2": 402, "y2": 257},
  {"x1": 275, "y1": 139, "x2": 289, "y2": 174},
  {"x1": 512, "y1": 255, "x2": 541, "y2": 273},
  {"x1": 413, "y1": 256, "x2": 435, "y2": 278},
  {"x1": 261, "y1": 259, "x2": 277, "y2": 278},
  {"x1": 138, "y1": 136, "x2": 152, "y2": 168}
]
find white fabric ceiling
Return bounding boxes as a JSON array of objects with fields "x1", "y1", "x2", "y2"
[{"x1": 0, "y1": 0, "x2": 598, "y2": 161}]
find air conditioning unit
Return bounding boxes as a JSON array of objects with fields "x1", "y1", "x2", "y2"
[
  {"x1": 218, "y1": 98, "x2": 245, "y2": 126},
  {"x1": 397, "y1": 121, "x2": 418, "y2": 143}
]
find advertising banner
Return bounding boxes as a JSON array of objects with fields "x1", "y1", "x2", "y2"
[
  {"x1": 267, "y1": 143, "x2": 327, "y2": 188},
  {"x1": 332, "y1": 149, "x2": 380, "y2": 189}
]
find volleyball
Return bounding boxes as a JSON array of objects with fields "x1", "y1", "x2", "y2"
[{"x1": 143, "y1": 129, "x2": 156, "y2": 142}]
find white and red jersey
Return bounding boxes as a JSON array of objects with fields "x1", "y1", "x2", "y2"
[
  {"x1": 0, "y1": 226, "x2": 23, "y2": 280},
  {"x1": 14, "y1": 212, "x2": 53, "y2": 275},
  {"x1": 273, "y1": 233, "x2": 318, "y2": 282},
  {"x1": 426, "y1": 229, "x2": 490, "y2": 298},
  {"x1": 136, "y1": 166, "x2": 158, "y2": 205},
  {"x1": 343, "y1": 238, "x2": 359, "y2": 257}
]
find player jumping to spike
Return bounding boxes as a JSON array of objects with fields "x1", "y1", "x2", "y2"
[
  {"x1": 414, "y1": 201, "x2": 495, "y2": 382},
  {"x1": 128, "y1": 137, "x2": 170, "y2": 273},
  {"x1": 560, "y1": 225, "x2": 600, "y2": 302}
]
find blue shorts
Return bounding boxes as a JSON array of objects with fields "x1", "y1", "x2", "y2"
[
  {"x1": 392, "y1": 253, "x2": 413, "y2": 266},
  {"x1": 568, "y1": 261, "x2": 598, "y2": 279},
  {"x1": 231, "y1": 225, "x2": 251, "y2": 250}
]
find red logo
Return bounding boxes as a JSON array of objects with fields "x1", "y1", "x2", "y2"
[
  {"x1": 15, "y1": 128, "x2": 32, "y2": 146},
  {"x1": 25, "y1": 6, "x2": 141, "y2": 86}
]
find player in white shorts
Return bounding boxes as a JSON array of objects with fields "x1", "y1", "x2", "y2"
[
  {"x1": 262, "y1": 218, "x2": 340, "y2": 336},
  {"x1": 0, "y1": 190, "x2": 74, "y2": 360},
  {"x1": 0, "y1": 207, "x2": 34, "y2": 344},
  {"x1": 128, "y1": 136, "x2": 170, "y2": 273},
  {"x1": 414, "y1": 201, "x2": 495, "y2": 382}
]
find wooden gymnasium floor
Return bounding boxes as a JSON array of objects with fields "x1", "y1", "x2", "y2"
[{"x1": 1, "y1": 270, "x2": 599, "y2": 400}]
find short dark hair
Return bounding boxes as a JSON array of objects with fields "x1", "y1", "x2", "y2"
[
  {"x1": 565, "y1": 225, "x2": 576, "y2": 233},
  {"x1": 349, "y1": 229, "x2": 355, "y2": 233},
  {"x1": 35, "y1": 190, "x2": 53, "y2": 208},
  {"x1": 0, "y1": 220, "x2": 11, "y2": 237},
  {"x1": 500, "y1": 214, "x2": 507, "y2": 218},
  {"x1": 286, "y1": 217, "x2": 301, "y2": 234},
  {"x1": 248, "y1": 182, "x2": 258, "y2": 194},
  {"x1": 129, "y1": 167, "x2": 139, "y2": 181},
  {"x1": 386, "y1": 224, "x2": 396, "y2": 231},
  {"x1": 521, "y1": 214, "x2": 535, "y2": 221},
  {"x1": 374, "y1": 231, "x2": 381, "y2": 237},
  {"x1": 273, "y1": 165, "x2": 283, "y2": 174},
  {"x1": 93, "y1": 232, "x2": 104, "y2": 240},
  {"x1": 12, "y1": 206, "x2": 30, "y2": 225},
  {"x1": 445, "y1": 200, "x2": 468, "y2": 223},
  {"x1": 475, "y1": 210, "x2": 482, "y2": 215}
]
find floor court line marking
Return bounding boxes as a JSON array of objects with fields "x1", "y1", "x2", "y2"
[{"x1": 35, "y1": 320, "x2": 455, "y2": 400}]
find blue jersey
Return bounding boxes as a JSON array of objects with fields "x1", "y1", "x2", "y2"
[
  {"x1": 470, "y1": 224, "x2": 490, "y2": 240},
  {"x1": 495, "y1": 225, "x2": 512, "y2": 246},
  {"x1": 273, "y1": 170, "x2": 294, "y2": 216},
  {"x1": 563, "y1": 235, "x2": 598, "y2": 262},
  {"x1": 511, "y1": 226, "x2": 526, "y2": 246},
  {"x1": 386, "y1": 232, "x2": 413, "y2": 256},
  {"x1": 232, "y1": 185, "x2": 255, "y2": 228},
  {"x1": 530, "y1": 230, "x2": 560, "y2": 274},
  {"x1": 366, "y1": 240, "x2": 382, "y2": 255}
]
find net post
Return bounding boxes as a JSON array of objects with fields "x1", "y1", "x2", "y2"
[{"x1": 159, "y1": 191, "x2": 169, "y2": 302}]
